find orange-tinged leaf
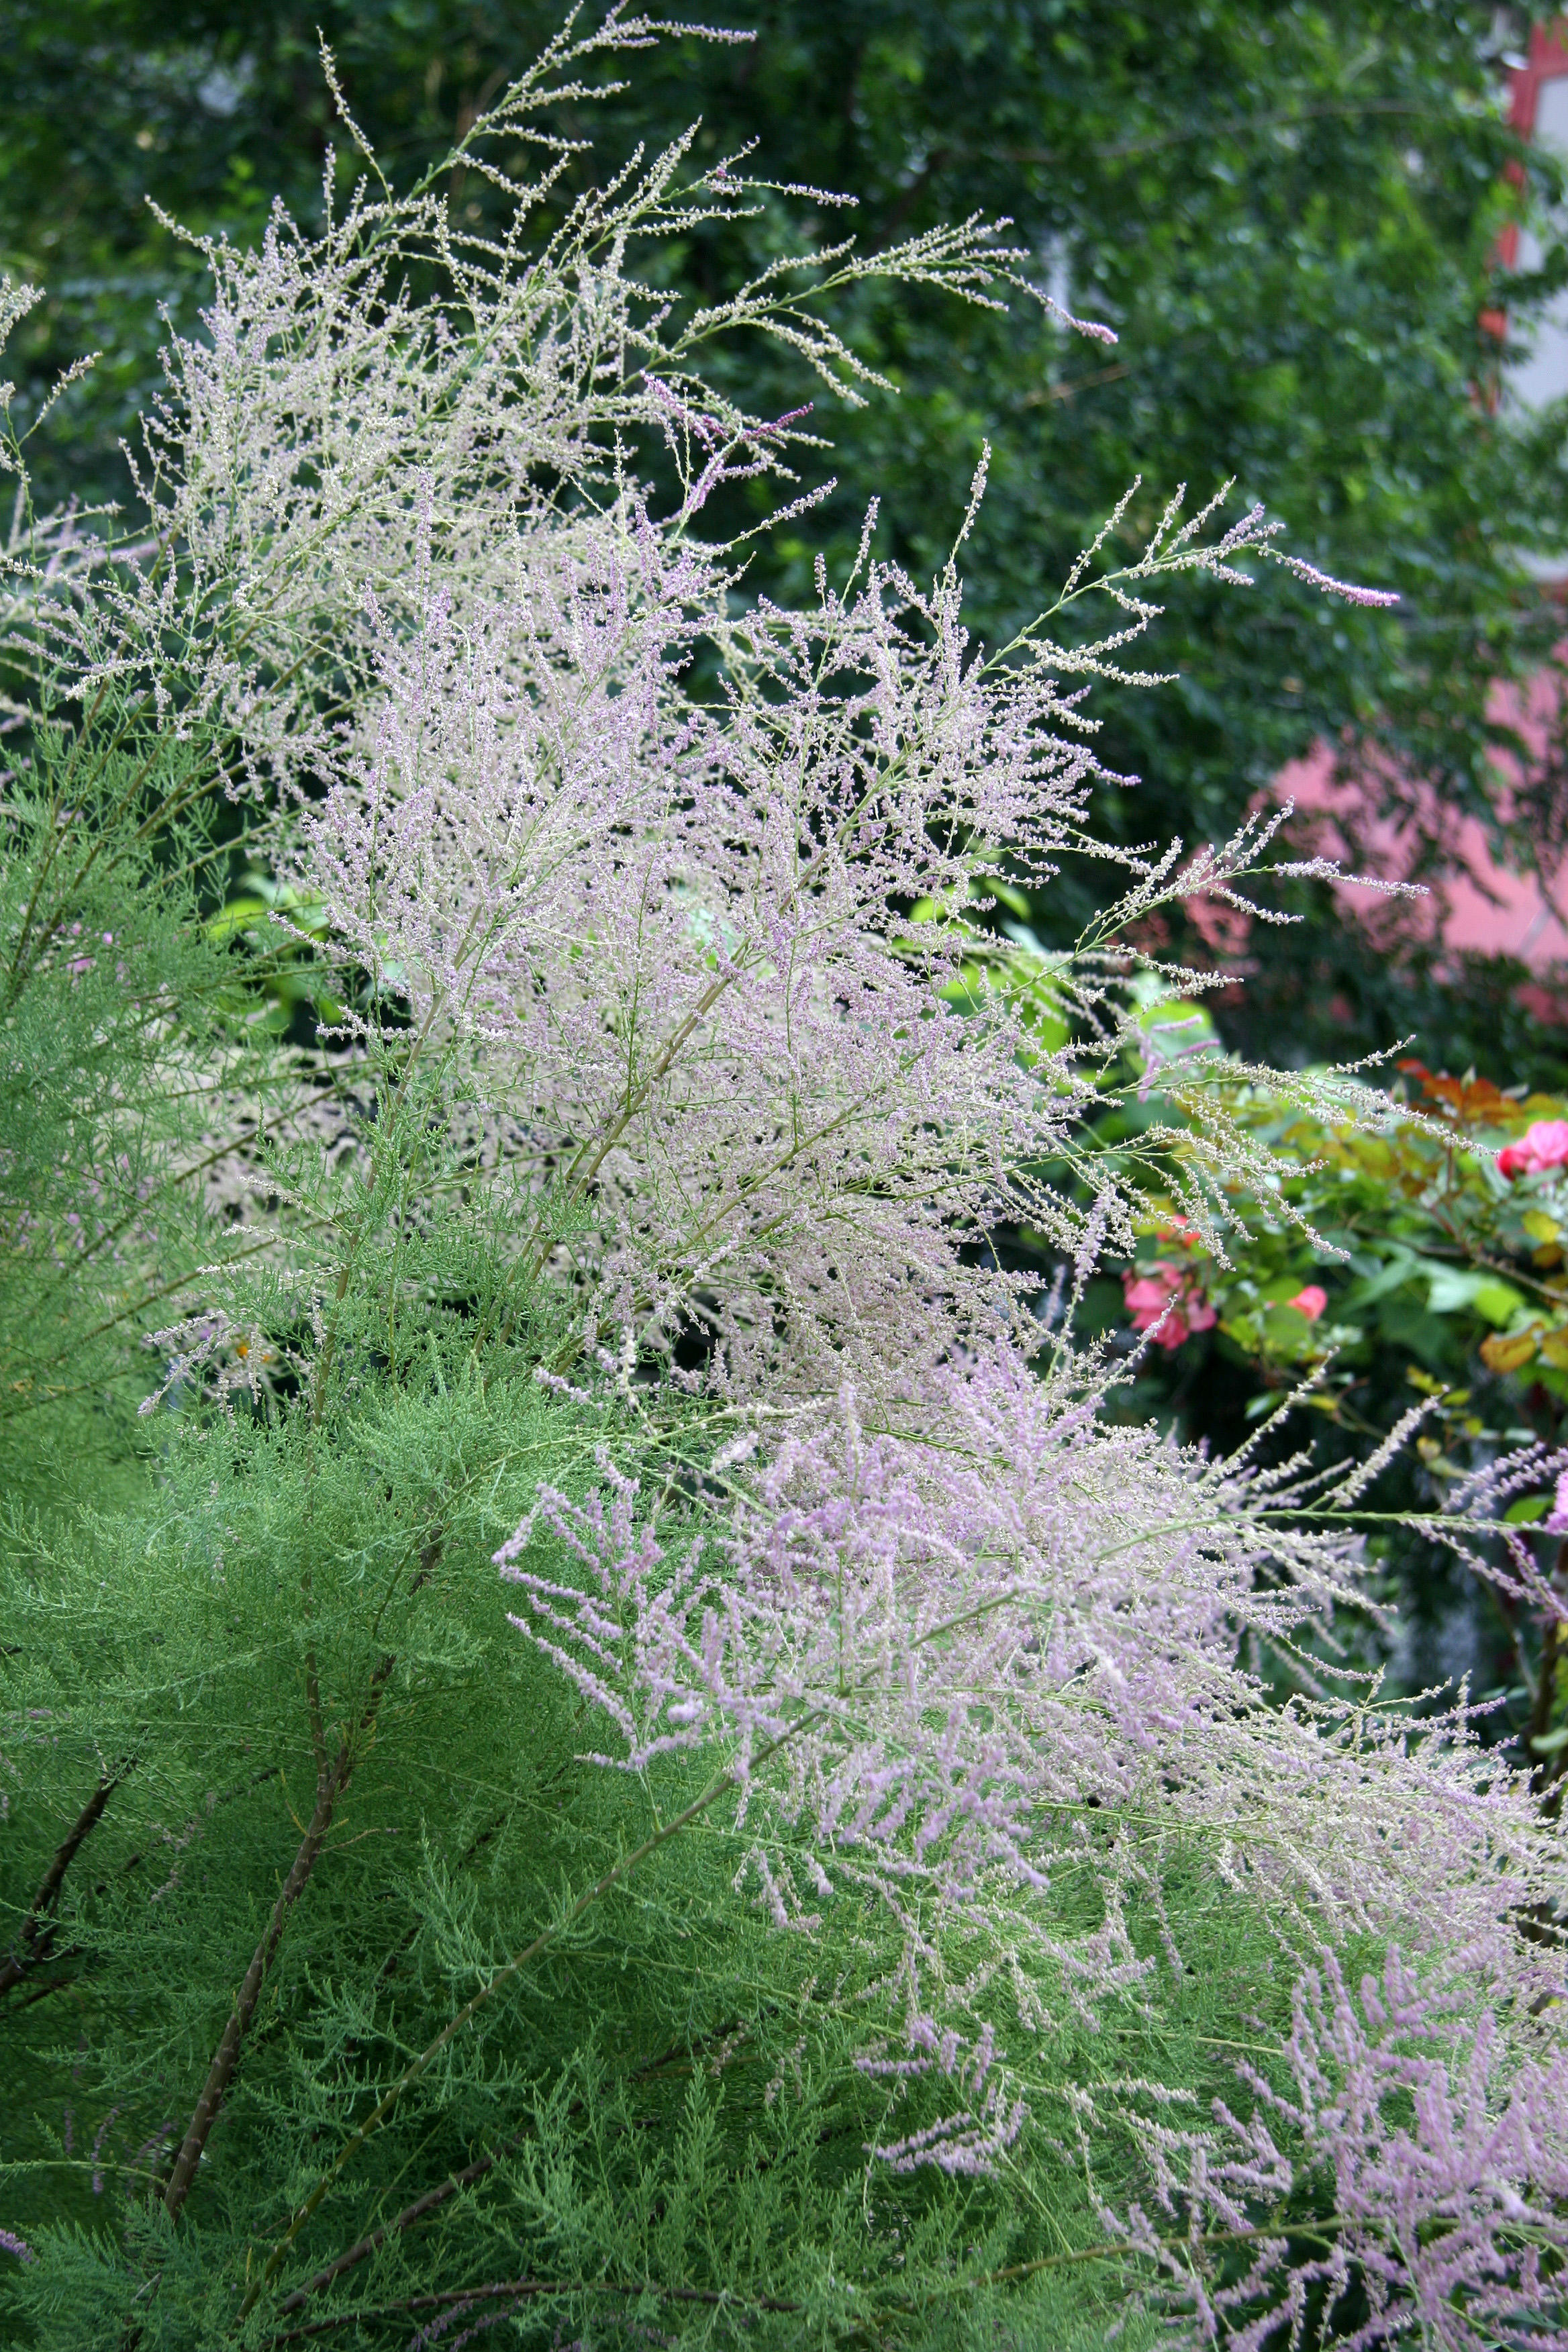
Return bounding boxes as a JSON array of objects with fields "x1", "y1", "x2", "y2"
[{"x1": 1481, "y1": 1328, "x2": 1540, "y2": 1373}]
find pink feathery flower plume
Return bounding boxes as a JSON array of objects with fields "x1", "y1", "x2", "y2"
[
  {"x1": 1106, "y1": 1949, "x2": 1568, "y2": 2348},
  {"x1": 1273, "y1": 553, "x2": 1401, "y2": 608},
  {"x1": 9, "y1": 46, "x2": 1559, "y2": 2329},
  {"x1": 499, "y1": 1346, "x2": 1565, "y2": 2179}
]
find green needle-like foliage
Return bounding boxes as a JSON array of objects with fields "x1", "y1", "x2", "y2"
[{"x1": 1, "y1": 1067, "x2": 1295, "y2": 2349}]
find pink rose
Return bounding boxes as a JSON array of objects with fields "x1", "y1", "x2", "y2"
[
  {"x1": 1123, "y1": 1263, "x2": 1215, "y2": 1351},
  {"x1": 1546, "y1": 1469, "x2": 1568, "y2": 1536},
  {"x1": 1542, "y1": 1467, "x2": 1568, "y2": 1542},
  {"x1": 1286, "y1": 1285, "x2": 1328, "y2": 1321},
  {"x1": 1497, "y1": 1120, "x2": 1568, "y2": 1180}
]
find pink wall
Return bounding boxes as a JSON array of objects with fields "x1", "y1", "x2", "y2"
[{"x1": 1271, "y1": 673, "x2": 1568, "y2": 975}]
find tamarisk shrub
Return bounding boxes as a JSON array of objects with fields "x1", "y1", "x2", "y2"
[{"x1": 0, "y1": 14, "x2": 1563, "y2": 2347}]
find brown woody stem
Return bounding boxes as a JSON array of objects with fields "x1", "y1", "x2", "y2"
[
  {"x1": 276, "y1": 2135, "x2": 528, "y2": 2314},
  {"x1": 0, "y1": 1764, "x2": 131, "y2": 1998},
  {"x1": 162, "y1": 1658, "x2": 393, "y2": 2222}
]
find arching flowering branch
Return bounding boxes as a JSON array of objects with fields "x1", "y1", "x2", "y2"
[
  {"x1": 1091, "y1": 1947, "x2": 1568, "y2": 2349},
  {"x1": 500, "y1": 1344, "x2": 1565, "y2": 2195}
]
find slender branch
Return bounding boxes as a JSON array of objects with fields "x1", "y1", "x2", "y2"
[
  {"x1": 236, "y1": 1713, "x2": 822, "y2": 2326},
  {"x1": 160, "y1": 1785, "x2": 343, "y2": 2220},
  {"x1": 264, "y1": 2273, "x2": 806, "y2": 2344},
  {"x1": 303, "y1": 1652, "x2": 329, "y2": 1785},
  {"x1": 5, "y1": 1762, "x2": 281, "y2": 2012},
  {"x1": 277, "y1": 2012, "x2": 739, "y2": 2313},
  {"x1": 162, "y1": 1657, "x2": 394, "y2": 2222},
  {"x1": 0, "y1": 1763, "x2": 132, "y2": 1998},
  {"x1": 274, "y1": 2137, "x2": 530, "y2": 2315}
]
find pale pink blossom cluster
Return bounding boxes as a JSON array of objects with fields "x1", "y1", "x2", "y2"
[
  {"x1": 293, "y1": 514, "x2": 1130, "y2": 1391},
  {"x1": 293, "y1": 480, "x2": 1379, "y2": 1399},
  {"x1": 499, "y1": 1355, "x2": 1566, "y2": 2259},
  {"x1": 1099, "y1": 1948, "x2": 1568, "y2": 2349},
  {"x1": 8, "y1": 31, "x2": 1067, "y2": 810},
  {"x1": 239, "y1": 103, "x2": 1563, "y2": 2320}
]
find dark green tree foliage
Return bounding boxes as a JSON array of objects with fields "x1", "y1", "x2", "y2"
[{"x1": 5, "y1": 3, "x2": 1568, "y2": 1069}]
